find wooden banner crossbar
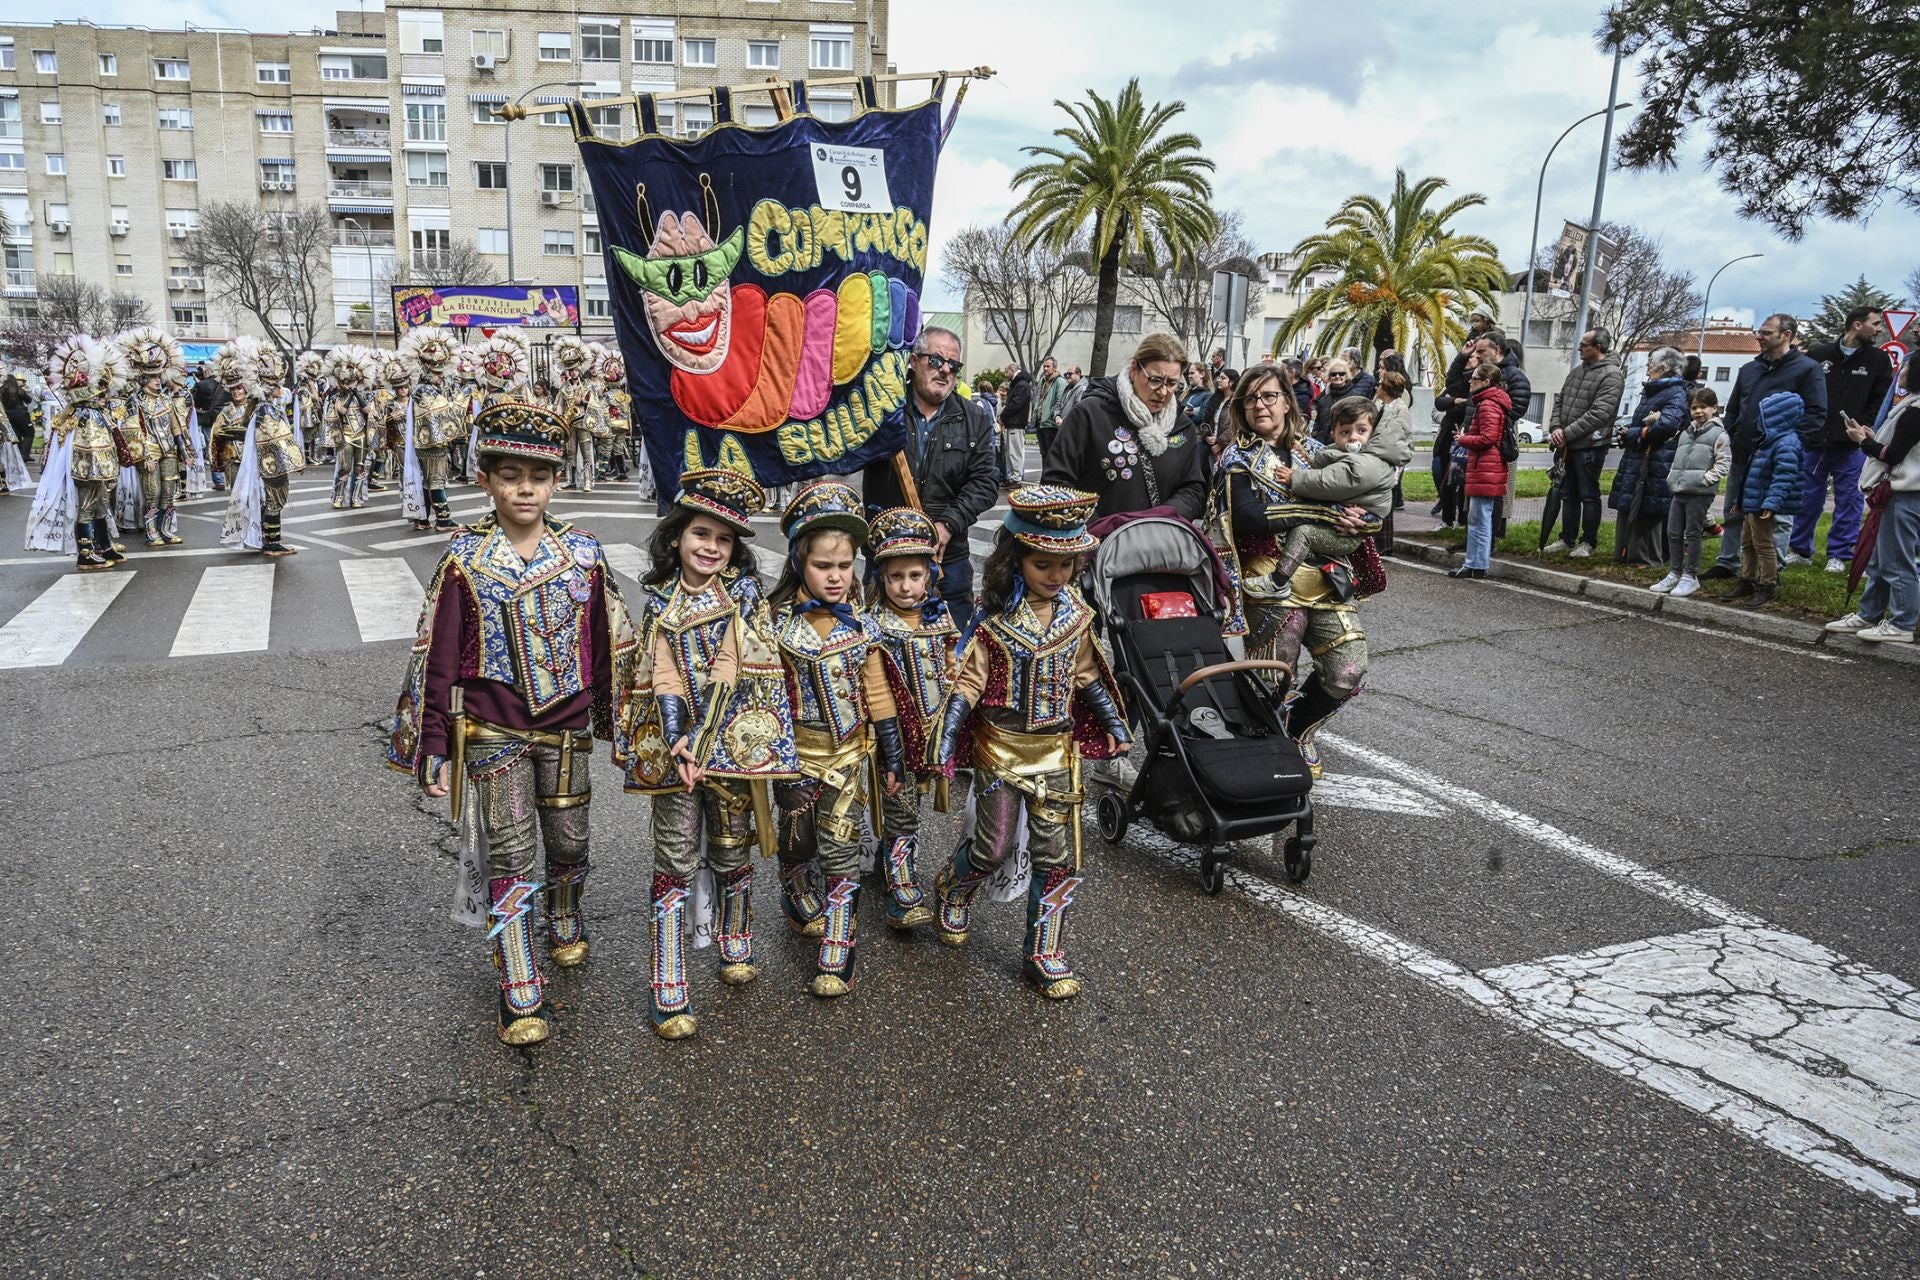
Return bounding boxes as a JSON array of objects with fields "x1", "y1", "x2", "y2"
[{"x1": 508, "y1": 65, "x2": 994, "y2": 119}]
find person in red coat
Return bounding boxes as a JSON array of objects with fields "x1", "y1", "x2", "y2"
[{"x1": 1452, "y1": 362, "x2": 1513, "y2": 579}]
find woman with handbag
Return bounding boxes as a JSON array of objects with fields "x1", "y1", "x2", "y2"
[{"x1": 1825, "y1": 360, "x2": 1920, "y2": 643}]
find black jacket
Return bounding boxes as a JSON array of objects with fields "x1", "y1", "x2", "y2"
[
  {"x1": 1041, "y1": 376, "x2": 1208, "y2": 522},
  {"x1": 190, "y1": 376, "x2": 230, "y2": 425},
  {"x1": 998, "y1": 371, "x2": 1032, "y2": 432},
  {"x1": 1434, "y1": 347, "x2": 1476, "y2": 434},
  {"x1": 1806, "y1": 340, "x2": 1894, "y2": 448},
  {"x1": 862, "y1": 391, "x2": 1001, "y2": 565},
  {"x1": 1499, "y1": 353, "x2": 1533, "y2": 425},
  {"x1": 1722, "y1": 348, "x2": 1827, "y2": 510}
]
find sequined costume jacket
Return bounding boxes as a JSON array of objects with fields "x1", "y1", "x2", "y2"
[
  {"x1": 58, "y1": 403, "x2": 121, "y2": 483},
  {"x1": 387, "y1": 514, "x2": 639, "y2": 780},
  {"x1": 248, "y1": 396, "x2": 305, "y2": 478},
  {"x1": 615, "y1": 570, "x2": 798, "y2": 794},
  {"x1": 371, "y1": 386, "x2": 407, "y2": 450},
  {"x1": 773, "y1": 602, "x2": 897, "y2": 747},
  {"x1": 558, "y1": 377, "x2": 608, "y2": 438},
  {"x1": 124, "y1": 391, "x2": 191, "y2": 463},
  {"x1": 409, "y1": 380, "x2": 465, "y2": 449},
  {"x1": 947, "y1": 586, "x2": 1128, "y2": 768},
  {"x1": 322, "y1": 390, "x2": 375, "y2": 450},
  {"x1": 606, "y1": 387, "x2": 632, "y2": 437},
  {"x1": 871, "y1": 602, "x2": 957, "y2": 774}
]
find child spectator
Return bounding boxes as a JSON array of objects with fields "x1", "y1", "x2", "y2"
[
  {"x1": 1726, "y1": 391, "x2": 1806, "y2": 608},
  {"x1": 1650, "y1": 386, "x2": 1730, "y2": 598}
]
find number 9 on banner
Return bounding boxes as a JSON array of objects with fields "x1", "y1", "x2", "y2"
[{"x1": 813, "y1": 143, "x2": 892, "y2": 213}]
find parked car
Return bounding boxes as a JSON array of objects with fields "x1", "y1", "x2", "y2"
[{"x1": 1517, "y1": 418, "x2": 1548, "y2": 445}]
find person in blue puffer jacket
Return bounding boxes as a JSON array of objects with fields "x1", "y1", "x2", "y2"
[{"x1": 1726, "y1": 390, "x2": 1806, "y2": 607}]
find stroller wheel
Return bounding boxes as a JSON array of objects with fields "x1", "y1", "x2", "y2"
[
  {"x1": 1283, "y1": 835, "x2": 1313, "y2": 884},
  {"x1": 1096, "y1": 791, "x2": 1129, "y2": 845},
  {"x1": 1198, "y1": 848, "x2": 1227, "y2": 896}
]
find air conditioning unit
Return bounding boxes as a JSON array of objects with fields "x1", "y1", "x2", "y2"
[
  {"x1": 169, "y1": 227, "x2": 189, "y2": 239},
  {"x1": 49, "y1": 221, "x2": 69, "y2": 235},
  {"x1": 472, "y1": 53, "x2": 496, "y2": 71},
  {"x1": 110, "y1": 223, "x2": 129, "y2": 237},
  {"x1": 261, "y1": 179, "x2": 293, "y2": 192},
  {"x1": 540, "y1": 191, "x2": 562, "y2": 206}
]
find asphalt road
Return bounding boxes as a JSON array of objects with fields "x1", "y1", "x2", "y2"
[{"x1": 1, "y1": 472, "x2": 1917, "y2": 1278}]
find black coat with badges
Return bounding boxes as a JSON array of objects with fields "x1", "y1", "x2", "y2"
[{"x1": 1041, "y1": 376, "x2": 1208, "y2": 521}]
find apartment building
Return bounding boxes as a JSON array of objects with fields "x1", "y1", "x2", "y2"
[{"x1": 0, "y1": 0, "x2": 892, "y2": 350}]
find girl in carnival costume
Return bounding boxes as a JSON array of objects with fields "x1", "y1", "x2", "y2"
[
  {"x1": 615, "y1": 468, "x2": 798, "y2": 1040},
  {"x1": 929, "y1": 485, "x2": 1132, "y2": 1000},
  {"x1": 767, "y1": 481, "x2": 908, "y2": 998}
]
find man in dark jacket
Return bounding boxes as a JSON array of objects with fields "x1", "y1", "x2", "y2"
[
  {"x1": 1793, "y1": 306, "x2": 1893, "y2": 570},
  {"x1": 1474, "y1": 332, "x2": 1532, "y2": 423},
  {"x1": 1341, "y1": 347, "x2": 1378, "y2": 403},
  {"x1": 862, "y1": 326, "x2": 1000, "y2": 627},
  {"x1": 996, "y1": 365, "x2": 1032, "y2": 486},
  {"x1": 1544, "y1": 327, "x2": 1626, "y2": 556},
  {"x1": 190, "y1": 365, "x2": 232, "y2": 490},
  {"x1": 1704, "y1": 313, "x2": 1828, "y2": 579}
]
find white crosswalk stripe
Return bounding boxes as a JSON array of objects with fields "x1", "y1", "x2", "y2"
[
  {"x1": 170, "y1": 564, "x2": 275, "y2": 657},
  {"x1": 0, "y1": 571, "x2": 136, "y2": 668},
  {"x1": 600, "y1": 541, "x2": 647, "y2": 582},
  {"x1": 338, "y1": 558, "x2": 426, "y2": 643}
]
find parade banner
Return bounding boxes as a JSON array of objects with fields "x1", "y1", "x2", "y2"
[
  {"x1": 573, "y1": 93, "x2": 939, "y2": 492},
  {"x1": 391, "y1": 284, "x2": 580, "y2": 330}
]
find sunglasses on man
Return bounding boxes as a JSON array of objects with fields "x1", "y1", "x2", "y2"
[{"x1": 916, "y1": 353, "x2": 963, "y2": 376}]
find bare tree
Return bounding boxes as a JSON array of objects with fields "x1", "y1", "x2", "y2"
[
  {"x1": 941, "y1": 223, "x2": 1097, "y2": 373},
  {"x1": 386, "y1": 238, "x2": 501, "y2": 288},
  {"x1": 182, "y1": 201, "x2": 333, "y2": 362},
  {"x1": 1528, "y1": 222, "x2": 1701, "y2": 362},
  {"x1": 3, "y1": 278, "x2": 150, "y2": 364},
  {"x1": 1137, "y1": 208, "x2": 1264, "y2": 364}
]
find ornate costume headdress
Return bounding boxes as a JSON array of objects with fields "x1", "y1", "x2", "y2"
[
  {"x1": 472, "y1": 399, "x2": 568, "y2": 466},
  {"x1": 115, "y1": 326, "x2": 185, "y2": 381},
  {"x1": 294, "y1": 350, "x2": 326, "y2": 385},
  {"x1": 867, "y1": 507, "x2": 940, "y2": 561},
  {"x1": 46, "y1": 334, "x2": 112, "y2": 403},
  {"x1": 213, "y1": 336, "x2": 271, "y2": 399},
  {"x1": 399, "y1": 327, "x2": 458, "y2": 376},
  {"x1": 591, "y1": 342, "x2": 624, "y2": 384},
  {"x1": 552, "y1": 334, "x2": 598, "y2": 379},
  {"x1": 478, "y1": 332, "x2": 529, "y2": 390},
  {"x1": 378, "y1": 350, "x2": 413, "y2": 388},
  {"x1": 780, "y1": 479, "x2": 869, "y2": 546},
  {"x1": 1002, "y1": 484, "x2": 1100, "y2": 554},
  {"x1": 675, "y1": 467, "x2": 763, "y2": 536},
  {"x1": 325, "y1": 344, "x2": 374, "y2": 388}
]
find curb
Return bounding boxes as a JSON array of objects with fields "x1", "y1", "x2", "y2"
[{"x1": 1388, "y1": 539, "x2": 1920, "y2": 668}]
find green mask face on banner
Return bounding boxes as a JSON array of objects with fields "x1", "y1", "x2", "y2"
[{"x1": 614, "y1": 227, "x2": 745, "y2": 308}]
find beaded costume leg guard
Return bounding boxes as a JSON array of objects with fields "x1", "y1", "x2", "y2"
[
  {"x1": 1024, "y1": 865, "x2": 1085, "y2": 1001},
  {"x1": 650, "y1": 872, "x2": 697, "y2": 1040},
  {"x1": 934, "y1": 837, "x2": 992, "y2": 947},
  {"x1": 881, "y1": 835, "x2": 932, "y2": 929},
  {"x1": 775, "y1": 778, "x2": 827, "y2": 937},
  {"x1": 716, "y1": 865, "x2": 758, "y2": 986},
  {"x1": 810, "y1": 875, "x2": 861, "y2": 999},
  {"x1": 489, "y1": 875, "x2": 550, "y2": 1045},
  {"x1": 533, "y1": 740, "x2": 592, "y2": 967}
]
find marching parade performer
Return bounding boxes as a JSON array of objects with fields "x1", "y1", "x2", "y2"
[
  {"x1": 113, "y1": 327, "x2": 193, "y2": 547},
  {"x1": 106, "y1": 349, "x2": 144, "y2": 547},
  {"x1": 322, "y1": 346, "x2": 377, "y2": 509},
  {"x1": 767, "y1": 481, "x2": 908, "y2": 998},
  {"x1": 593, "y1": 344, "x2": 637, "y2": 487},
  {"x1": 553, "y1": 336, "x2": 602, "y2": 493},
  {"x1": 864, "y1": 508, "x2": 958, "y2": 931},
  {"x1": 214, "y1": 337, "x2": 304, "y2": 558},
  {"x1": 450, "y1": 343, "x2": 480, "y2": 481},
  {"x1": 293, "y1": 350, "x2": 326, "y2": 465},
  {"x1": 371, "y1": 351, "x2": 412, "y2": 495},
  {"x1": 615, "y1": 467, "x2": 797, "y2": 1040},
  {"x1": 929, "y1": 485, "x2": 1132, "y2": 1001},
  {"x1": 178, "y1": 360, "x2": 213, "y2": 497},
  {"x1": 29, "y1": 335, "x2": 123, "y2": 571},
  {"x1": 399, "y1": 328, "x2": 465, "y2": 532},
  {"x1": 388, "y1": 399, "x2": 637, "y2": 1047}
]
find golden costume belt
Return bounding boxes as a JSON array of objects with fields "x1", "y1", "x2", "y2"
[
  {"x1": 465, "y1": 718, "x2": 594, "y2": 806},
  {"x1": 794, "y1": 723, "x2": 873, "y2": 840},
  {"x1": 974, "y1": 719, "x2": 1086, "y2": 869}
]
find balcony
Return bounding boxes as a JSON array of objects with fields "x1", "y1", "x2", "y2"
[
  {"x1": 167, "y1": 275, "x2": 205, "y2": 292},
  {"x1": 170, "y1": 320, "x2": 235, "y2": 340},
  {"x1": 3, "y1": 268, "x2": 35, "y2": 295},
  {"x1": 328, "y1": 178, "x2": 393, "y2": 200},
  {"x1": 326, "y1": 126, "x2": 391, "y2": 149},
  {"x1": 334, "y1": 227, "x2": 393, "y2": 247},
  {"x1": 411, "y1": 252, "x2": 448, "y2": 273}
]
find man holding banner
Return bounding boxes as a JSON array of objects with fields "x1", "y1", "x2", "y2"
[{"x1": 861, "y1": 325, "x2": 1000, "y2": 627}]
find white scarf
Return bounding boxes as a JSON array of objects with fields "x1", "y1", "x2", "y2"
[{"x1": 1116, "y1": 371, "x2": 1180, "y2": 457}]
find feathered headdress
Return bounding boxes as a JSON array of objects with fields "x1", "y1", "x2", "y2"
[
  {"x1": 553, "y1": 334, "x2": 598, "y2": 377},
  {"x1": 452, "y1": 344, "x2": 479, "y2": 381},
  {"x1": 294, "y1": 350, "x2": 326, "y2": 384},
  {"x1": 46, "y1": 334, "x2": 113, "y2": 403},
  {"x1": 378, "y1": 350, "x2": 413, "y2": 387},
  {"x1": 114, "y1": 326, "x2": 186, "y2": 380},
  {"x1": 325, "y1": 345, "x2": 375, "y2": 388},
  {"x1": 213, "y1": 336, "x2": 271, "y2": 399},
  {"x1": 592, "y1": 342, "x2": 624, "y2": 384},
  {"x1": 399, "y1": 327, "x2": 458, "y2": 376},
  {"x1": 478, "y1": 332, "x2": 529, "y2": 389}
]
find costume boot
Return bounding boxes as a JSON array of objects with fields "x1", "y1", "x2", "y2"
[
  {"x1": 142, "y1": 507, "x2": 165, "y2": 547},
  {"x1": 432, "y1": 489, "x2": 457, "y2": 531},
  {"x1": 75, "y1": 521, "x2": 110, "y2": 573},
  {"x1": 933, "y1": 839, "x2": 991, "y2": 947},
  {"x1": 488, "y1": 876, "x2": 549, "y2": 1046},
  {"x1": 93, "y1": 518, "x2": 127, "y2": 564},
  {"x1": 716, "y1": 864, "x2": 759, "y2": 986},
  {"x1": 544, "y1": 860, "x2": 590, "y2": 967},
  {"x1": 1024, "y1": 865, "x2": 1085, "y2": 1000},
  {"x1": 649, "y1": 873, "x2": 697, "y2": 1039},
  {"x1": 331, "y1": 462, "x2": 350, "y2": 509},
  {"x1": 261, "y1": 512, "x2": 296, "y2": 558},
  {"x1": 809, "y1": 875, "x2": 861, "y2": 998},
  {"x1": 161, "y1": 500, "x2": 183, "y2": 545},
  {"x1": 880, "y1": 834, "x2": 932, "y2": 929},
  {"x1": 778, "y1": 857, "x2": 826, "y2": 937},
  {"x1": 1283, "y1": 673, "x2": 1350, "y2": 781}
]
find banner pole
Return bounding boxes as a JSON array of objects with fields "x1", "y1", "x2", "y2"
[{"x1": 526, "y1": 66, "x2": 996, "y2": 118}]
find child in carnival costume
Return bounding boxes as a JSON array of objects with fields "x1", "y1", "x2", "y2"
[
  {"x1": 214, "y1": 337, "x2": 305, "y2": 558},
  {"x1": 863, "y1": 507, "x2": 959, "y2": 931},
  {"x1": 929, "y1": 485, "x2": 1133, "y2": 1000},
  {"x1": 322, "y1": 346, "x2": 378, "y2": 509},
  {"x1": 614, "y1": 468, "x2": 798, "y2": 1040},
  {"x1": 552, "y1": 335, "x2": 602, "y2": 493},
  {"x1": 593, "y1": 343, "x2": 638, "y2": 488},
  {"x1": 388, "y1": 400, "x2": 638, "y2": 1046},
  {"x1": 33, "y1": 335, "x2": 123, "y2": 571},
  {"x1": 112, "y1": 326, "x2": 194, "y2": 546},
  {"x1": 370, "y1": 351, "x2": 413, "y2": 496},
  {"x1": 398, "y1": 328, "x2": 465, "y2": 532},
  {"x1": 766, "y1": 481, "x2": 909, "y2": 998}
]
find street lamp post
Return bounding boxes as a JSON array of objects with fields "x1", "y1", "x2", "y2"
[
  {"x1": 497, "y1": 80, "x2": 588, "y2": 285},
  {"x1": 1572, "y1": 42, "x2": 1626, "y2": 343},
  {"x1": 1519, "y1": 104, "x2": 1632, "y2": 359},
  {"x1": 1697, "y1": 254, "x2": 1764, "y2": 359},
  {"x1": 341, "y1": 216, "x2": 380, "y2": 346}
]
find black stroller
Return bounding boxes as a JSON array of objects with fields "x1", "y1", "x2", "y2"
[{"x1": 1086, "y1": 516, "x2": 1317, "y2": 893}]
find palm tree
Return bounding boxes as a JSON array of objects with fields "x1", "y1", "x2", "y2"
[
  {"x1": 1270, "y1": 170, "x2": 1507, "y2": 379},
  {"x1": 1006, "y1": 79, "x2": 1216, "y2": 378}
]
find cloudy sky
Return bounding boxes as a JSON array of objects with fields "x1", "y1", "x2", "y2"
[{"x1": 59, "y1": 0, "x2": 1919, "y2": 327}]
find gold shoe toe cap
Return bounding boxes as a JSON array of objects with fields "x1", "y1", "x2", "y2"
[{"x1": 654, "y1": 1013, "x2": 698, "y2": 1040}]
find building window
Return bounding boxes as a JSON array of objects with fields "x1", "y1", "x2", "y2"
[
  {"x1": 165, "y1": 209, "x2": 201, "y2": 234},
  {"x1": 474, "y1": 161, "x2": 508, "y2": 189},
  {"x1": 586, "y1": 296, "x2": 611, "y2": 321},
  {"x1": 682, "y1": 38, "x2": 716, "y2": 68},
  {"x1": 256, "y1": 61, "x2": 292, "y2": 83},
  {"x1": 399, "y1": 10, "x2": 446, "y2": 55},
  {"x1": 410, "y1": 226, "x2": 450, "y2": 268},
  {"x1": 406, "y1": 151, "x2": 449, "y2": 187},
  {"x1": 102, "y1": 104, "x2": 121, "y2": 127},
  {"x1": 477, "y1": 227, "x2": 508, "y2": 255},
  {"x1": 171, "y1": 304, "x2": 207, "y2": 326},
  {"x1": 108, "y1": 155, "x2": 126, "y2": 177},
  {"x1": 157, "y1": 108, "x2": 194, "y2": 130},
  {"x1": 543, "y1": 229, "x2": 576, "y2": 256},
  {"x1": 115, "y1": 255, "x2": 133, "y2": 276},
  {"x1": 747, "y1": 41, "x2": 780, "y2": 69},
  {"x1": 34, "y1": 51, "x2": 57, "y2": 75},
  {"x1": 471, "y1": 30, "x2": 508, "y2": 61},
  {"x1": 743, "y1": 103, "x2": 778, "y2": 127},
  {"x1": 260, "y1": 162, "x2": 295, "y2": 185},
  {"x1": 580, "y1": 20, "x2": 621, "y2": 63},
  {"x1": 1715, "y1": 367, "x2": 1730, "y2": 382},
  {"x1": 259, "y1": 111, "x2": 294, "y2": 134},
  {"x1": 320, "y1": 53, "x2": 387, "y2": 81},
  {"x1": 584, "y1": 228, "x2": 602, "y2": 255},
  {"x1": 812, "y1": 96, "x2": 854, "y2": 123},
  {"x1": 154, "y1": 59, "x2": 191, "y2": 81},
  {"x1": 39, "y1": 102, "x2": 61, "y2": 126},
  {"x1": 809, "y1": 29, "x2": 853, "y2": 71},
  {"x1": 45, "y1": 154, "x2": 64, "y2": 176},
  {"x1": 538, "y1": 32, "x2": 571, "y2": 62},
  {"x1": 404, "y1": 102, "x2": 446, "y2": 143},
  {"x1": 98, "y1": 54, "x2": 117, "y2": 76},
  {"x1": 0, "y1": 100, "x2": 16, "y2": 141},
  {"x1": 0, "y1": 40, "x2": 13, "y2": 72},
  {"x1": 633, "y1": 35, "x2": 674, "y2": 64},
  {"x1": 538, "y1": 163, "x2": 573, "y2": 193},
  {"x1": 0, "y1": 153, "x2": 23, "y2": 173},
  {"x1": 471, "y1": 99, "x2": 503, "y2": 124},
  {"x1": 163, "y1": 159, "x2": 198, "y2": 181}
]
